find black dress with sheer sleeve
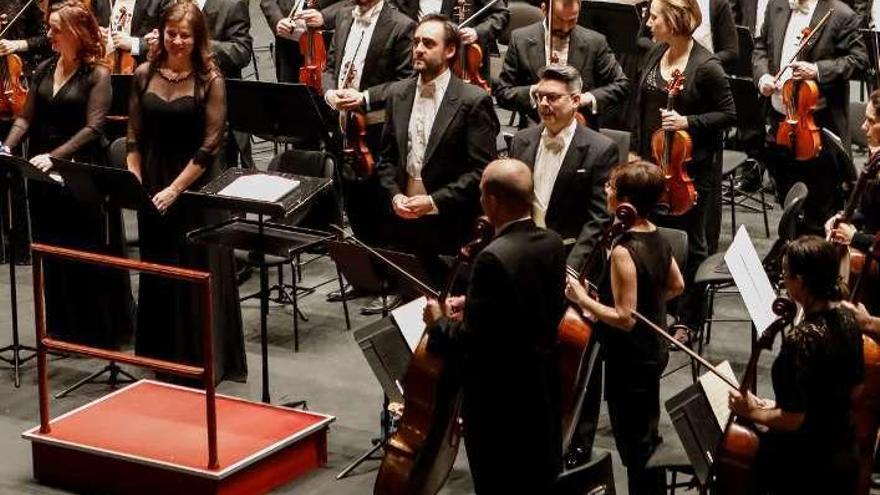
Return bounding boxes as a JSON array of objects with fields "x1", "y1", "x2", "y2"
[
  {"x1": 128, "y1": 63, "x2": 246, "y2": 383},
  {"x1": 2, "y1": 57, "x2": 133, "y2": 347}
]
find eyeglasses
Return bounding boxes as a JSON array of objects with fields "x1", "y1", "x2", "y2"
[{"x1": 533, "y1": 91, "x2": 575, "y2": 104}]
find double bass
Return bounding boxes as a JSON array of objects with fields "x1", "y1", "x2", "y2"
[
  {"x1": 650, "y1": 69, "x2": 697, "y2": 216},
  {"x1": 451, "y1": 0, "x2": 490, "y2": 93},
  {"x1": 0, "y1": 1, "x2": 31, "y2": 120},
  {"x1": 774, "y1": 11, "x2": 833, "y2": 161},
  {"x1": 297, "y1": 0, "x2": 326, "y2": 93},
  {"x1": 338, "y1": 44, "x2": 374, "y2": 179}
]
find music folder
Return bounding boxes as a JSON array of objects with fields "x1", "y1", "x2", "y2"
[{"x1": 49, "y1": 157, "x2": 158, "y2": 214}]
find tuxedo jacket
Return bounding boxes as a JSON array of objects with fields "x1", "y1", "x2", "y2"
[
  {"x1": 753, "y1": 0, "x2": 866, "y2": 147},
  {"x1": 734, "y1": 0, "x2": 865, "y2": 31},
  {"x1": 639, "y1": 0, "x2": 739, "y2": 72},
  {"x1": 202, "y1": 0, "x2": 253, "y2": 78},
  {"x1": 91, "y1": 0, "x2": 171, "y2": 61},
  {"x1": 496, "y1": 23, "x2": 631, "y2": 126},
  {"x1": 433, "y1": 218, "x2": 566, "y2": 492},
  {"x1": 392, "y1": 0, "x2": 509, "y2": 50},
  {"x1": 509, "y1": 123, "x2": 615, "y2": 271},
  {"x1": 322, "y1": 3, "x2": 415, "y2": 110},
  {"x1": 376, "y1": 74, "x2": 499, "y2": 243}
]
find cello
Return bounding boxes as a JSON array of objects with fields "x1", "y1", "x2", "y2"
[
  {"x1": 0, "y1": 1, "x2": 32, "y2": 120},
  {"x1": 650, "y1": 69, "x2": 697, "y2": 216},
  {"x1": 558, "y1": 203, "x2": 635, "y2": 456},
  {"x1": 338, "y1": 219, "x2": 493, "y2": 495},
  {"x1": 451, "y1": 0, "x2": 490, "y2": 93},
  {"x1": 297, "y1": 0, "x2": 326, "y2": 93},
  {"x1": 338, "y1": 38, "x2": 374, "y2": 179},
  {"x1": 774, "y1": 11, "x2": 832, "y2": 162}
]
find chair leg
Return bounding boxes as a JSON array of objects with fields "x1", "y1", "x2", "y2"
[
  {"x1": 729, "y1": 172, "x2": 737, "y2": 241},
  {"x1": 337, "y1": 267, "x2": 351, "y2": 330},
  {"x1": 759, "y1": 164, "x2": 771, "y2": 238},
  {"x1": 705, "y1": 286, "x2": 716, "y2": 347},
  {"x1": 291, "y1": 260, "x2": 300, "y2": 353}
]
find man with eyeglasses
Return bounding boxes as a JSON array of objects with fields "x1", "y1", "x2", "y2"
[{"x1": 508, "y1": 63, "x2": 617, "y2": 467}]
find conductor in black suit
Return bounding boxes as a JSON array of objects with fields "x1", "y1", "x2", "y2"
[
  {"x1": 423, "y1": 158, "x2": 567, "y2": 494},
  {"x1": 91, "y1": 0, "x2": 171, "y2": 64},
  {"x1": 497, "y1": 0, "x2": 630, "y2": 128},
  {"x1": 753, "y1": 0, "x2": 866, "y2": 232},
  {"x1": 376, "y1": 14, "x2": 500, "y2": 258}
]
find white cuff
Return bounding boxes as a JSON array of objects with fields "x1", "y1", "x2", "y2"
[{"x1": 131, "y1": 37, "x2": 141, "y2": 56}]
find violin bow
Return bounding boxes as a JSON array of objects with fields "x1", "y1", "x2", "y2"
[
  {"x1": 0, "y1": 0, "x2": 36, "y2": 39},
  {"x1": 458, "y1": 0, "x2": 501, "y2": 29},
  {"x1": 288, "y1": 0, "x2": 306, "y2": 20},
  {"x1": 773, "y1": 9, "x2": 834, "y2": 83}
]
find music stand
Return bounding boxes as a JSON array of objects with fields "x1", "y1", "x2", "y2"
[
  {"x1": 580, "y1": 0, "x2": 647, "y2": 54},
  {"x1": 185, "y1": 167, "x2": 333, "y2": 404},
  {"x1": 665, "y1": 381, "x2": 724, "y2": 485},
  {"x1": 861, "y1": 29, "x2": 880, "y2": 92},
  {"x1": 49, "y1": 157, "x2": 157, "y2": 398},
  {"x1": 0, "y1": 155, "x2": 61, "y2": 387}
]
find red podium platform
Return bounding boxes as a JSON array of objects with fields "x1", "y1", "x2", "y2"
[{"x1": 23, "y1": 380, "x2": 335, "y2": 495}]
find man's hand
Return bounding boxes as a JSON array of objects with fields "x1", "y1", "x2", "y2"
[
  {"x1": 660, "y1": 108, "x2": 688, "y2": 131},
  {"x1": 580, "y1": 92, "x2": 597, "y2": 111},
  {"x1": 791, "y1": 61, "x2": 819, "y2": 81},
  {"x1": 112, "y1": 32, "x2": 132, "y2": 52},
  {"x1": 0, "y1": 39, "x2": 27, "y2": 56},
  {"x1": 294, "y1": 8, "x2": 324, "y2": 28},
  {"x1": 460, "y1": 27, "x2": 478, "y2": 45},
  {"x1": 403, "y1": 195, "x2": 435, "y2": 217},
  {"x1": 144, "y1": 29, "x2": 160, "y2": 47},
  {"x1": 30, "y1": 154, "x2": 53, "y2": 172},
  {"x1": 758, "y1": 74, "x2": 779, "y2": 97},
  {"x1": 328, "y1": 88, "x2": 365, "y2": 110},
  {"x1": 392, "y1": 194, "x2": 418, "y2": 219},
  {"x1": 276, "y1": 17, "x2": 297, "y2": 39}
]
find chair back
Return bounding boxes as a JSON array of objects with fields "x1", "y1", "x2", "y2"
[
  {"x1": 821, "y1": 127, "x2": 858, "y2": 187},
  {"x1": 728, "y1": 75, "x2": 765, "y2": 154},
  {"x1": 599, "y1": 128, "x2": 631, "y2": 165},
  {"x1": 499, "y1": 2, "x2": 544, "y2": 46},
  {"x1": 657, "y1": 226, "x2": 688, "y2": 275},
  {"x1": 268, "y1": 149, "x2": 341, "y2": 230},
  {"x1": 763, "y1": 182, "x2": 808, "y2": 285},
  {"x1": 850, "y1": 101, "x2": 868, "y2": 150},
  {"x1": 107, "y1": 137, "x2": 127, "y2": 169}
]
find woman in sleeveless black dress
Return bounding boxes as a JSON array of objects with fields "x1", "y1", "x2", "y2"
[
  {"x1": 126, "y1": 2, "x2": 245, "y2": 383},
  {"x1": 566, "y1": 160, "x2": 685, "y2": 495},
  {"x1": 2, "y1": 1, "x2": 133, "y2": 347}
]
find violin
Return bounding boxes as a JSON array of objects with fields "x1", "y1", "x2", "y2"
[
  {"x1": 0, "y1": 1, "x2": 32, "y2": 120},
  {"x1": 774, "y1": 12, "x2": 832, "y2": 161},
  {"x1": 450, "y1": 0, "x2": 490, "y2": 93},
  {"x1": 650, "y1": 69, "x2": 697, "y2": 216},
  {"x1": 338, "y1": 40, "x2": 374, "y2": 179},
  {"x1": 297, "y1": 0, "x2": 326, "y2": 94},
  {"x1": 357, "y1": 218, "x2": 494, "y2": 495},
  {"x1": 102, "y1": 1, "x2": 135, "y2": 75},
  {"x1": 559, "y1": 203, "x2": 636, "y2": 459}
]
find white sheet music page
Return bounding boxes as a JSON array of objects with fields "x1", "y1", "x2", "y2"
[
  {"x1": 724, "y1": 225, "x2": 777, "y2": 336},
  {"x1": 698, "y1": 360, "x2": 739, "y2": 430},
  {"x1": 391, "y1": 297, "x2": 428, "y2": 352},
  {"x1": 217, "y1": 174, "x2": 300, "y2": 202}
]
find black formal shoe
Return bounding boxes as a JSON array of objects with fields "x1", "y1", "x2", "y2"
[
  {"x1": 326, "y1": 284, "x2": 365, "y2": 302},
  {"x1": 565, "y1": 444, "x2": 592, "y2": 469},
  {"x1": 236, "y1": 265, "x2": 253, "y2": 285},
  {"x1": 360, "y1": 294, "x2": 402, "y2": 316}
]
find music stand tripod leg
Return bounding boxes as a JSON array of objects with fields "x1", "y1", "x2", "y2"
[
  {"x1": 336, "y1": 395, "x2": 393, "y2": 479},
  {"x1": 54, "y1": 361, "x2": 137, "y2": 399}
]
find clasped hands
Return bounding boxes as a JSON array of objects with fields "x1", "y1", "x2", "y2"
[{"x1": 392, "y1": 194, "x2": 434, "y2": 219}]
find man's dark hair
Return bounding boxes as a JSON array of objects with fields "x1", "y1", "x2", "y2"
[
  {"x1": 417, "y1": 13, "x2": 461, "y2": 49},
  {"x1": 537, "y1": 63, "x2": 583, "y2": 94}
]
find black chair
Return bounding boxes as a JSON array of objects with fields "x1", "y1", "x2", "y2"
[
  {"x1": 107, "y1": 136, "x2": 127, "y2": 169},
  {"x1": 732, "y1": 25, "x2": 754, "y2": 78}
]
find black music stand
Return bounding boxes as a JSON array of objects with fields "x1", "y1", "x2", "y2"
[
  {"x1": 580, "y1": 0, "x2": 646, "y2": 54},
  {"x1": 665, "y1": 380, "x2": 724, "y2": 486},
  {"x1": 861, "y1": 29, "x2": 880, "y2": 92},
  {"x1": 185, "y1": 168, "x2": 332, "y2": 404},
  {"x1": 49, "y1": 157, "x2": 157, "y2": 398},
  {"x1": 0, "y1": 155, "x2": 60, "y2": 387}
]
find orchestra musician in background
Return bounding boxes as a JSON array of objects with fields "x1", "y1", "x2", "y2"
[
  {"x1": 566, "y1": 159, "x2": 685, "y2": 495},
  {"x1": 0, "y1": 0, "x2": 55, "y2": 77},
  {"x1": 729, "y1": 236, "x2": 863, "y2": 495},
  {"x1": 126, "y1": 0, "x2": 246, "y2": 383},
  {"x1": 1, "y1": 0, "x2": 134, "y2": 348},
  {"x1": 89, "y1": 0, "x2": 170, "y2": 65}
]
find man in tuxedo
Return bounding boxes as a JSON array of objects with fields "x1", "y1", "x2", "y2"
[
  {"x1": 497, "y1": 0, "x2": 630, "y2": 128},
  {"x1": 423, "y1": 158, "x2": 566, "y2": 494},
  {"x1": 376, "y1": 14, "x2": 499, "y2": 259},
  {"x1": 392, "y1": 0, "x2": 508, "y2": 81},
  {"x1": 91, "y1": 0, "x2": 170, "y2": 64},
  {"x1": 753, "y1": 0, "x2": 866, "y2": 233},
  {"x1": 508, "y1": 63, "x2": 614, "y2": 467}
]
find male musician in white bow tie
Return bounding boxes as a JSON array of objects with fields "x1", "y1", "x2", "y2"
[{"x1": 90, "y1": 0, "x2": 170, "y2": 63}]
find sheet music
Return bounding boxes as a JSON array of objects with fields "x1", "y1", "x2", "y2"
[
  {"x1": 217, "y1": 174, "x2": 300, "y2": 203},
  {"x1": 698, "y1": 360, "x2": 739, "y2": 430},
  {"x1": 724, "y1": 225, "x2": 777, "y2": 336},
  {"x1": 391, "y1": 297, "x2": 428, "y2": 352}
]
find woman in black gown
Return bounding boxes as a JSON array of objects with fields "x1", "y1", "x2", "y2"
[
  {"x1": 126, "y1": 1, "x2": 246, "y2": 383},
  {"x1": 729, "y1": 236, "x2": 864, "y2": 494},
  {"x1": 566, "y1": 160, "x2": 685, "y2": 495},
  {"x1": 1, "y1": 0, "x2": 132, "y2": 347}
]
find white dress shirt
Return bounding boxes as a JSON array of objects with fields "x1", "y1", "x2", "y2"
[
  {"x1": 418, "y1": 0, "x2": 443, "y2": 18},
  {"x1": 771, "y1": 0, "x2": 818, "y2": 114},
  {"x1": 756, "y1": 0, "x2": 772, "y2": 35},
  {"x1": 545, "y1": 22, "x2": 570, "y2": 66},
  {"x1": 872, "y1": 0, "x2": 880, "y2": 28},
  {"x1": 693, "y1": 0, "x2": 714, "y2": 52},
  {"x1": 532, "y1": 118, "x2": 578, "y2": 228},
  {"x1": 404, "y1": 69, "x2": 452, "y2": 211},
  {"x1": 338, "y1": 1, "x2": 384, "y2": 93},
  {"x1": 108, "y1": 0, "x2": 136, "y2": 54}
]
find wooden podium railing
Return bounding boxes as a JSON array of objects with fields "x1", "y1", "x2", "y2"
[{"x1": 30, "y1": 243, "x2": 220, "y2": 470}]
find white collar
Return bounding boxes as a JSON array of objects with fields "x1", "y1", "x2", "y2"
[
  {"x1": 541, "y1": 117, "x2": 578, "y2": 141},
  {"x1": 417, "y1": 68, "x2": 452, "y2": 95}
]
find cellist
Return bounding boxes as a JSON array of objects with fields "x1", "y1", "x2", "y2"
[
  {"x1": 565, "y1": 159, "x2": 684, "y2": 495},
  {"x1": 752, "y1": 0, "x2": 866, "y2": 234},
  {"x1": 729, "y1": 236, "x2": 863, "y2": 495}
]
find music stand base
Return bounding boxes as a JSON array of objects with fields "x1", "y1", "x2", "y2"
[
  {"x1": 336, "y1": 436, "x2": 387, "y2": 480},
  {"x1": 55, "y1": 361, "x2": 136, "y2": 399},
  {"x1": 0, "y1": 344, "x2": 37, "y2": 388}
]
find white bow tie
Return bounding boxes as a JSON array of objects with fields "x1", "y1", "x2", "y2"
[
  {"x1": 788, "y1": 0, "x2": 810, "y2": 14},
  {"x1": 542, "y1": 133, "x2": 565, "y2": 154},
  {"x1": 418, "y1": 81, "x2": 436, "y2": 98}
]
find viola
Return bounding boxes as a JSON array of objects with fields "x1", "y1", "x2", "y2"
[
  {"x1": 0, "y1": 2, "x2": 31, "y2": 120},
  {"x1": 773, "y1": 12, "x2": 832, "y2": 161},
  {"x1": 103, "y1": 3, "x2": 136, "y2": 75},
  {"x1": 450, "y1": 0, "x2": 490, "y2": 93},
  {"x1": 558, "y1": 203, "x2": 636, "y2": 459},
  {"x1": 367, "y1": 218, "x2": 494, "y2": 495},
  {"x1": 298, "y1": 0, "x2": 326, "y2": 94},
  {"x1": 712, "y1": 298, "x2": 798, "y2": 495},
  {"x1": 338, "y1": 40, "x2": 374, "y2": 179},
  {"x1": 650, "y1": 69, "x2": 697, "y2": 216}
]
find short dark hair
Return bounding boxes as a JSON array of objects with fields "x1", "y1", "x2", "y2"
[
  {"x1": 416, "y1": 13, "x2": 460, "y2": 49},
  {"x1": 784, "y1": 236, "x2": 844, "y2": 301},
  {"x1": 609, "y1": 159, "x2": 665, "y2": 217},
  {"x1": 537, "y1": 64, "x2": 583, "y2": 94}
]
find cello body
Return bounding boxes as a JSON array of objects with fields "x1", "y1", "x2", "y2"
[{"x1": 776, "y1": 79, "x2": 822, "y2": 161}]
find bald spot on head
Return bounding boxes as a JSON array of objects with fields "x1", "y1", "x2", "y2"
[{"x1": 482, "y1": 159, "x2": 534, "y2": 215}]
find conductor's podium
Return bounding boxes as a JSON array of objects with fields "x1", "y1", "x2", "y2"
[{"x1": 23, "y1": 380, "x2": 334, "y2": 495}]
